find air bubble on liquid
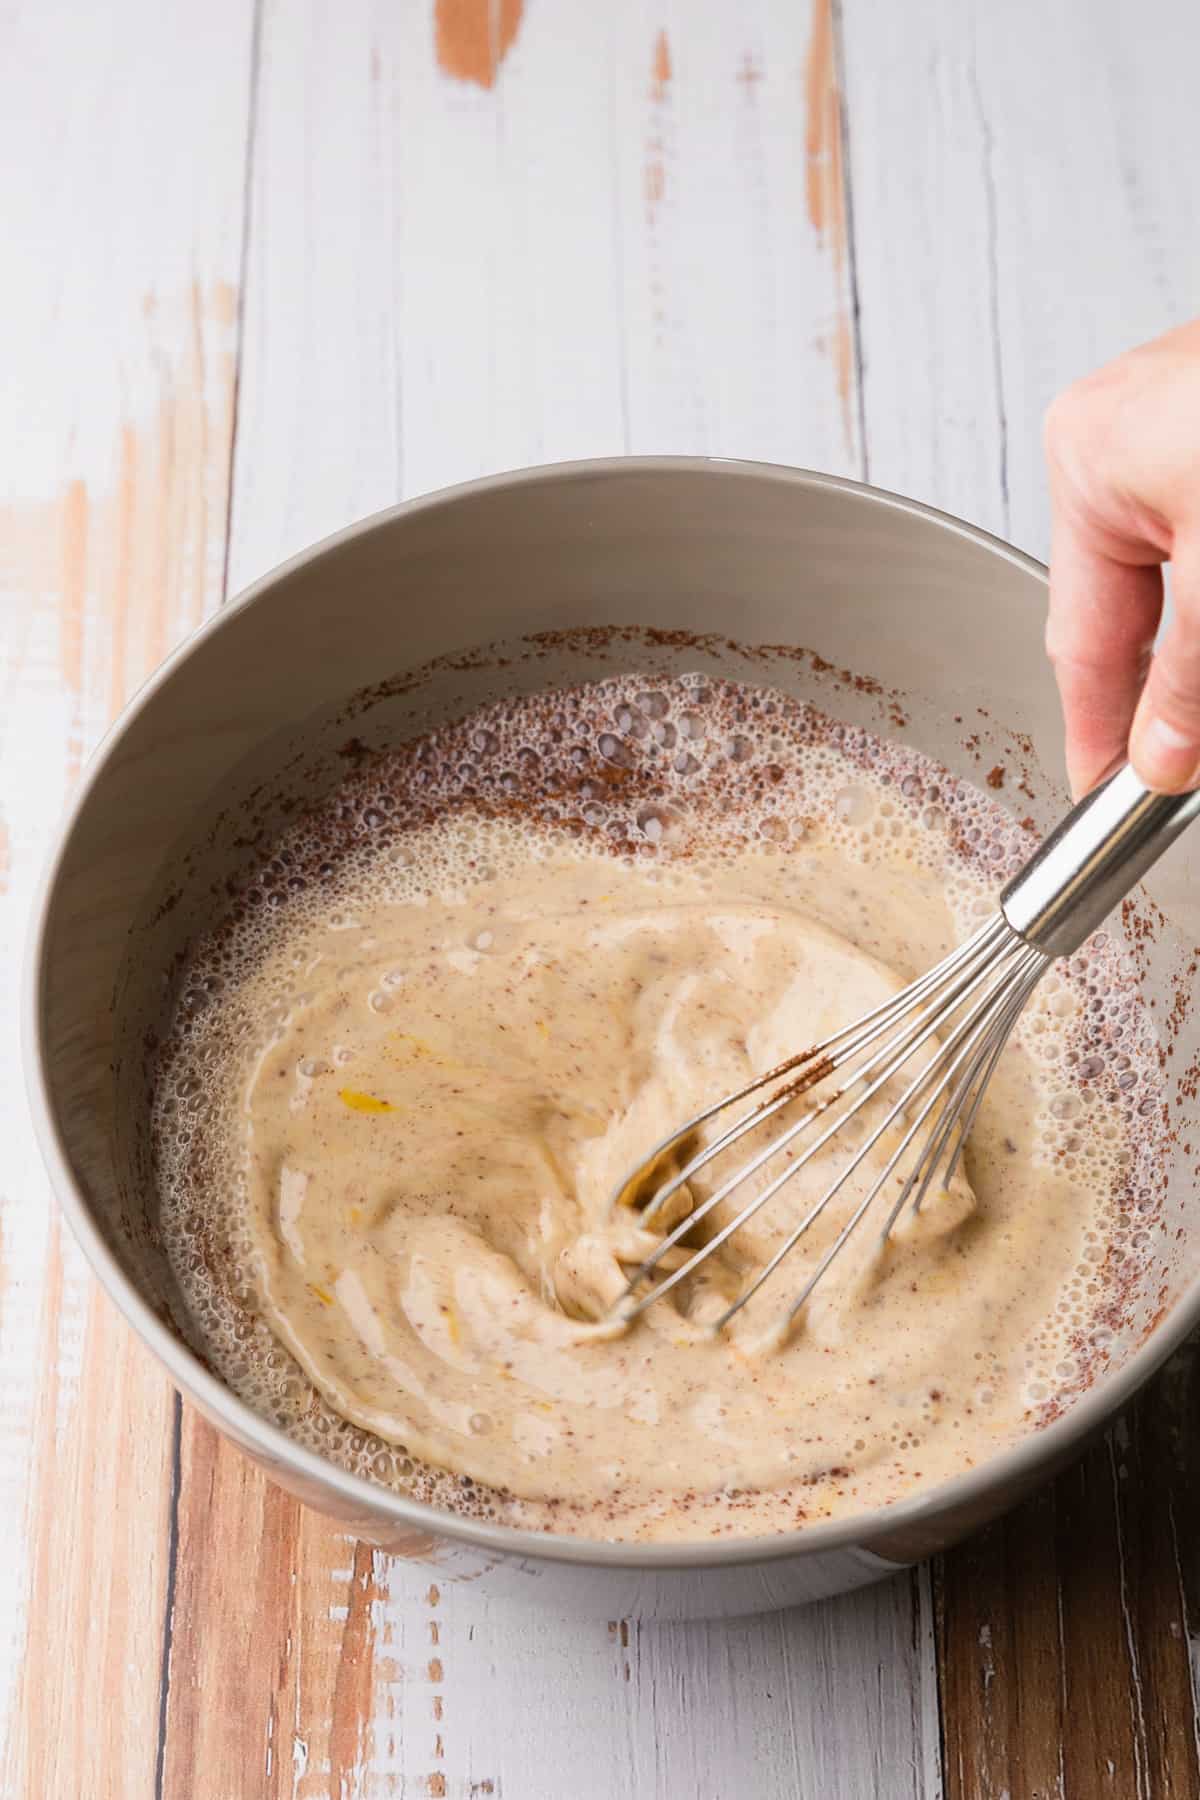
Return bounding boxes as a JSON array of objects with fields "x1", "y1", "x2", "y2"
[
  {"x1": 834, "y1": 785, "x2": 873, "y2": 827},
  {"x1": 637, "y1": 690, "x2": 669, "y2": 719},
  {"x1": 598, "y1": 733, "x2": 633, "y2": 768}
]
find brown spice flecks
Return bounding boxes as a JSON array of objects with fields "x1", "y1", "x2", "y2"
[
  {"x1": 434, "y1": 0, "x2": 524, "y2": 89},
  {"x1": 986, "y1": 765, "x2": 1006, "y2": 789}
]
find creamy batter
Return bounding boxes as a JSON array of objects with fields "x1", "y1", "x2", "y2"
[{"x1": 154, "y1": 674, "x2": 1161, "y2": 1540}]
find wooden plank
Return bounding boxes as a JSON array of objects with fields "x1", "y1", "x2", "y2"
[
  {"x1": 936, "y1": 1364, "x2": 1200, "y2": 1800},
  {"x1": 839, "y1": 3, "x2": 1200, "y2": 1791},
  {"x1": 840, "y1": 0, "x2": 1200, "y2": 553},
  {"x1": 0, "y1": 2, "x2": 255, "y2": 1794},
  {"x1": 192, "y1": 1, "x2": 940, "y2": 1795},
  {"x1": 160, "y1": 1419, "x2": 384, "y2": 1800}
]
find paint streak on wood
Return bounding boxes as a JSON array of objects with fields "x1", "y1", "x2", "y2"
[
  {"x1": 1, "y1": 271, "x2": 241, "y2": 1798},
  {"x1": 161, "y1": 1414, "x2": 387, "y2": 1800},
  {"x1": 803, "y1": 0, "x2": 854, "y2": 450},
  {"x1": 426, "y1": 1576, "x2": 446, "y2": 1775},
  {"x1": 59, "y1": 481, "x2": 87, "y2": 697},
  {"x1": 937, "y1": 1344, "x2": 1200, "y2": 1800},
  {"x1": 2, "y1": 1261, "x2": 175, "y2": 1800},
  {"x1": 651, "y1": 26, "x2": 672, "y2": 98},
  {"x1": 329, "y1": 1541, "x2": 380, "y2": 1797},
  {"x1": 645, "y1": 31, "x2": 672, "y2": 227},
  {"x1": 434, "y1": 0, "x2": 524, "y2": 89}
]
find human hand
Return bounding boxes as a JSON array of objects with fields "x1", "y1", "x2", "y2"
[{"x1": 1045, "y1": 317, "x2": 1200, "y2": 798}]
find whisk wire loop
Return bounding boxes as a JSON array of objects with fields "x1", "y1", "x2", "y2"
[
  {"x1": 609, "y1": 761, "x2": 1200, "y2": 1337},
  {"x1": 614, "y1": 916, "x2": 1048, "y2": 1333}
]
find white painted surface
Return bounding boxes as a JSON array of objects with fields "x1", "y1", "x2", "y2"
[
  {"x1": 0, "y1": 2, "x2": 253, "y2": 1791},
  {"x1": 841, "y1": 0, "x2": 1200, "y2": 556},
  {"x1": 4, "y1": 0, "x2": 1199, "y2": 1792}
]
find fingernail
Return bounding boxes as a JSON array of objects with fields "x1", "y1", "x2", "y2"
[{"x1": 1130, "y1": 715, "x2": 1200, "y2": 791}]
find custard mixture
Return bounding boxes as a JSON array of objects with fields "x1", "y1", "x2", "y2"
[{"x1": 154, "y1": 675, "x2": 1161, "y2": 1540}]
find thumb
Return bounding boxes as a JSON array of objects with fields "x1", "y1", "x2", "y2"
[{"x1": 1129, "y1": 544, "x2": 1200, "y2": 792}]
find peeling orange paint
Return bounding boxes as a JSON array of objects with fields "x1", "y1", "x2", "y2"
[
  {"x1": 328, "y1": 1539, "x2": 379, "y2": 1794},
  {"x1": 209, "y1": 279, "x2": 238, "y2": 328},
  {"x1": 434, "y1": 0, "x2": 524, "y2": 89},
  {"x1": 107, "y1": 424, "x2": 139, "y2": 719},
  {"x1": 59, "y1": 481, "x2": 87, "y2": 697},
  {"x1": 157, "y1": 1426, "x2": 393, "y2": 1796},
  {"x1": 3, "y1": 1234, "x2": 178, "y2": 1797},
  {"x1": 2, "y1": 282, "x2": 241, "y2": 1798},
  {"x1": 645, "y1": 31, "x2": 673, "y2": 229},
  {"x1": 803, "y1": 0, "x2": 855, "y2": 453},
  {"x1": 651, "y1": 28, "x2": 672, "y2": 100}
]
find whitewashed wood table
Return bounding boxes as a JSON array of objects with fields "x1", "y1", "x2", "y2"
[{"x1": 4, "y1": 2, "x2": 1200, "y2": 1794}]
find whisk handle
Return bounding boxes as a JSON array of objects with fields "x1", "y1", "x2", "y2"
[{"x1": 1000, "y1": 762, "x2": 1200, "y2": 959}]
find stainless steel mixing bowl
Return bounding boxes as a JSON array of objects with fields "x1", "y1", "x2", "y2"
[{"x1": 25, "y1": 459, "x2": 1200, "y2": 1620}]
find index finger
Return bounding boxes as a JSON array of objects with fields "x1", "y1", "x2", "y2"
[{"x1": 1044, "y1": 509, "x2": 1163, "y2": 798}]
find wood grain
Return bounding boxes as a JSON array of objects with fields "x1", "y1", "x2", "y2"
[
  {"x1": 7, "y1": 0, "x2": 1200, "y2": 1793},
  {"x1": 0, "y1": 2, "x2": 254, "y2": 1793},
  {"x1": 937, "y1": 1353, "x2": 1200, "y2": 1800},
  {"x1": 160, "y1": 1417, "x2": 384, "y2": 1799},
  {"x1": 840, "y1": 0, "x2": 1200, "y2": 550}
]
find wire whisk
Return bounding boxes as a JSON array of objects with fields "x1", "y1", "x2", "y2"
[{"x1": 610, "y1": 762, "x2": 1200, "y2": 1338}]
